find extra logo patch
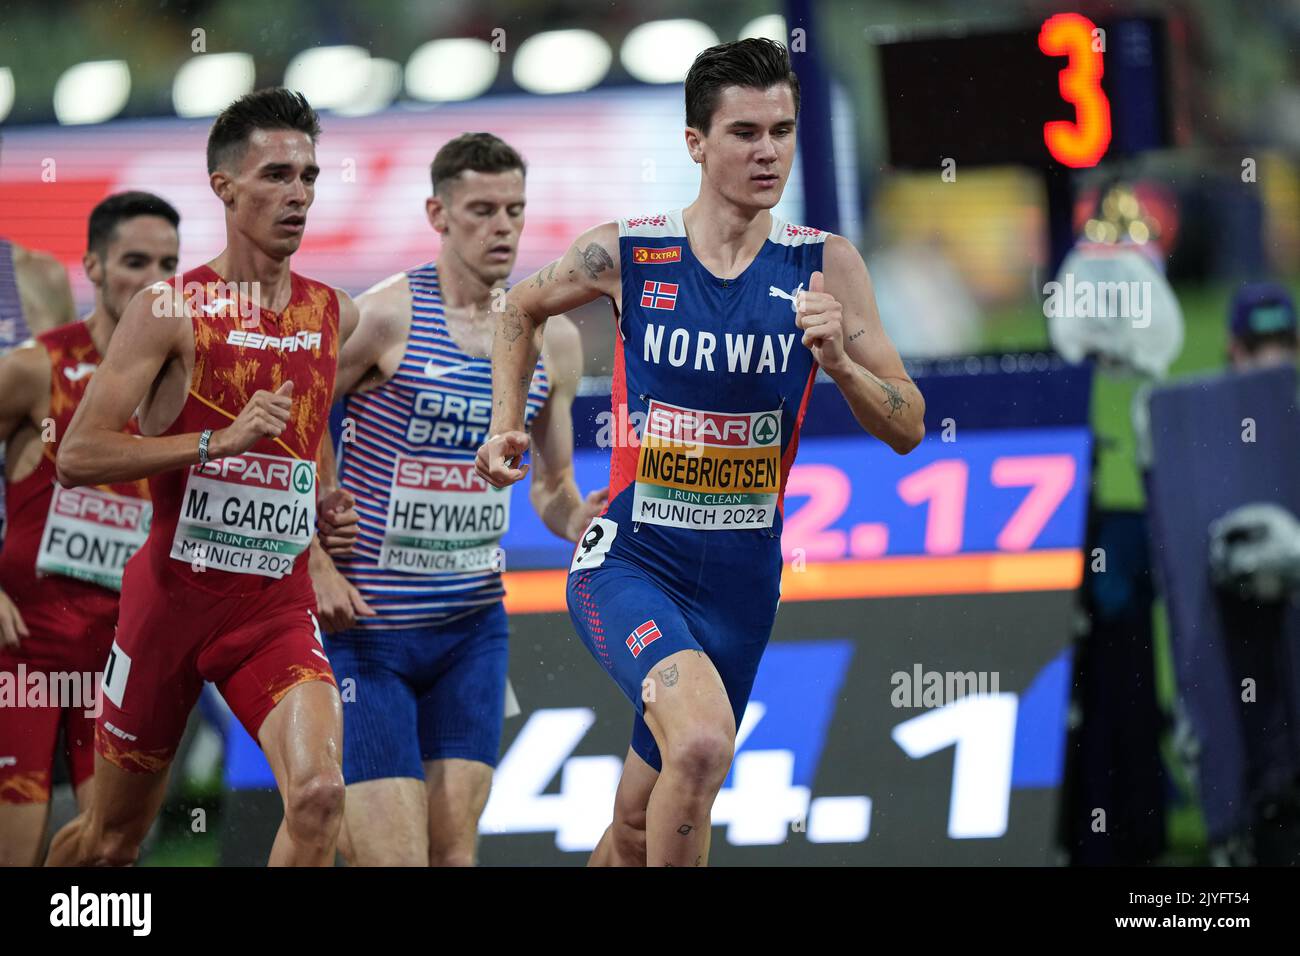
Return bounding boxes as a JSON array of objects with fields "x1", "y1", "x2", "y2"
[
  {"x1": 641, "y1": 281, "x2": 678, "y2": 311},
  {"x1": 626, "y1": 619, "x2": 662, "y2": 658},
  {"x1": 633, "y1": 246, "x2": 681, "y2": 265}
]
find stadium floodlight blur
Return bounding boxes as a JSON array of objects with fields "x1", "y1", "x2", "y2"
[
  {"x1": 335, "y1": 58, "x2": 402, "y2": 116},
  {"x1": 739, "y1": 14, "x2": 788, "y2": 43},
  {"x1": 283, "y1": 45, "x2": 371, "y2": 112},
  {"x1": 513, "y1": 30, "x2": 612, "y2": 95},
  {"x1": 620, "y1": 19, "x2": 720, "y2": 84},
  {"x1": 0, "y1": 67, "x2": 13, "y2": 123},
  {"x1": 172, "y1": 53, "x2": 256, "y2": 118},
  {"x1": 405, "y1": 38, "x2": 498, "y2": 102},
  {"x1": 53, "y1": 60, "x2": 130, "y2": 125}
]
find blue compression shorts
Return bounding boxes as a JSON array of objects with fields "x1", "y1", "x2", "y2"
[{"x1": 323, "y1": 602, "x2": 509, "y2": 783}]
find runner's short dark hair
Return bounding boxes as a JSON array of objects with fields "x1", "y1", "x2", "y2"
[
  {"x1": 430, "y1": 132, "x2": 527, "y2": 195},
  {"x1": 87, "y1": 191, "x2": 180, "y2": 258},
  {"x1": 206, "y1": 88, "x2": 321, "y2": 174},
  {"x1": 685, "y1": 38, "x2": 800, "y2": 134}
]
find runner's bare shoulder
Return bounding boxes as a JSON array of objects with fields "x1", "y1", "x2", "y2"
[
  {"x1": 355, "y1": 271, "x2": 412, "y2": 343},
  {"x1": 114, "y1": 279, "x2": 193, "y2": 363},
  {"x1": 0, "y1": 339, "x2": 53, "y2": 404}
]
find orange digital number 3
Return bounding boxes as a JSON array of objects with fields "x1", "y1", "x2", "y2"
[{"x1": 1039, "y1": 12, "x2": 1113, "y2": 167}]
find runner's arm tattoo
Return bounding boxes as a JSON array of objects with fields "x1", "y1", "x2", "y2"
[
  {"x1": 879, "y1": 379, "x2": 909, "y2": 418},
  {"x1": 501, "y1": 303, "x2": 526, "y2": 344},
  {"x1": 531, "y1": 261, "x2": 558, "y2": 289},
  {"x1": 579, "y1": 242, "x2": 614, "y2": 281},
  {"x1": 860, "y1": 366, "x2": 910, "y2": 419}
]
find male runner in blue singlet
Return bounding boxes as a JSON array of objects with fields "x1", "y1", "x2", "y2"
[
  {"x1": 311, "y1": 133, "x2": 605, "y2": 866},
  {"x1": 478, "y1": 39, "x2": 926, "y2": 867}
]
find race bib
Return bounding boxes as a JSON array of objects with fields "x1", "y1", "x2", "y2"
[
  {"x1": 36, "y1": 484, "x2": 152, "y2": 591},
  {"x1": 380, "y1": 454, "x2": 508, "y2": 574},
  {"x1": 632, "y1": 399, "x2": 782, "y2": 530},
  {"x1": 170, "y1": 453, "x2": 316, "y2": 579}
]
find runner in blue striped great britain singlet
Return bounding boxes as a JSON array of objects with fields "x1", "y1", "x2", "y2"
[
  {"x1": 334, "y1": 262, "x2": 550, "y2": 623},
  {"x1": 0, "y1": 240, "x2": 35, "y2": 540},
  {"x1": 312, "y1": 132, "x2": 605, "y2": 866},
  {"x1": 0, "y1": 241, "x2": 33, "y2": 352}
]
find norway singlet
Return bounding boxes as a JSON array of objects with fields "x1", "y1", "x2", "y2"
[{"x1": 565, "y1": 210, "x2": 828, "y2": 772}]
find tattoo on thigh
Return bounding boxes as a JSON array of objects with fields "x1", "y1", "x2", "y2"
[
  {"x1": 677, "y1": 823, "x2": 694, "y2": 836},
  {"x1": 579, "y1": 242, "x2": 614, "y2": 280},
  {"x1": 659, "y1": 663, "x2": 679, "y2": 687},
  {"x1": 695, "y1": 855, "x2": 703, "y2": 866}
]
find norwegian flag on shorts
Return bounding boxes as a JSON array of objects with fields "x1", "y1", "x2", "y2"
[
  {"x1": 625, "y1": 619, "x2": 663, "y2": 658},
  {"x1": 640, "y1": 280, "x2": 678, "y2": 311}
]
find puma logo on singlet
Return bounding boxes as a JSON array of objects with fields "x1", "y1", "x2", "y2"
[
  {"x1": 0, "y1": 756, "x2": 16, "y2": 768},
  {"x1": 768, "y1": 283, "x2": 804, "y2": 312},
  {"x1": 643, "y1": 324, "x2": 797, "y2": 374},
  {"x1": 62, "y1": 362, "x2": 96, "y2": 382}
]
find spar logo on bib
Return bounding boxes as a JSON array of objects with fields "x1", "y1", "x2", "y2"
[
  {"x1": 197, "y1": 455, "x2": 294, "y2": 488},
  {"x1": 292, "y1": 462, "x2": 315, "y2": 495},
  {"x1": 752, "y1": 413, "x2": 779, "y2": 445},
  {"x1": 51, "y1": 487, "x2": 149, "y2": 529}
]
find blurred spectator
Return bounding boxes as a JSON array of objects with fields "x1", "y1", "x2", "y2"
[{"x1": 1227, "y1": 282, "x2": 1297, "y2": 371}]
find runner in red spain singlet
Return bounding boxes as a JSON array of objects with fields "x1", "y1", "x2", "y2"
[
  {"x1": 97, "y1": 262, "x2": 340, "y2": 773},
  {"x1": 45, "y1": 89, "x2": 361, "y2": 867},
  {"x1": 0, "y1": 192, "x2": 177, "y2": 866}
]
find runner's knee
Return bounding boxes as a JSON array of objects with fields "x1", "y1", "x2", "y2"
[
  {"x1": 429, "y1": 846, "x2": 475, "y2": 867},
  {"x1": 286, "y1": 768, "x2": 345, "y2": 838},
  {"x1": 663, "y1": 728, "x2": 733, "y2": 790},
  {"x1": 92, "y1": 827, "x2": 143, "y2": 867}
]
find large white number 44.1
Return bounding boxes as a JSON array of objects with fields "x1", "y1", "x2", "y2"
[{"x1": 891, "y1": 693, "x2": 1018, "y2": 838}]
